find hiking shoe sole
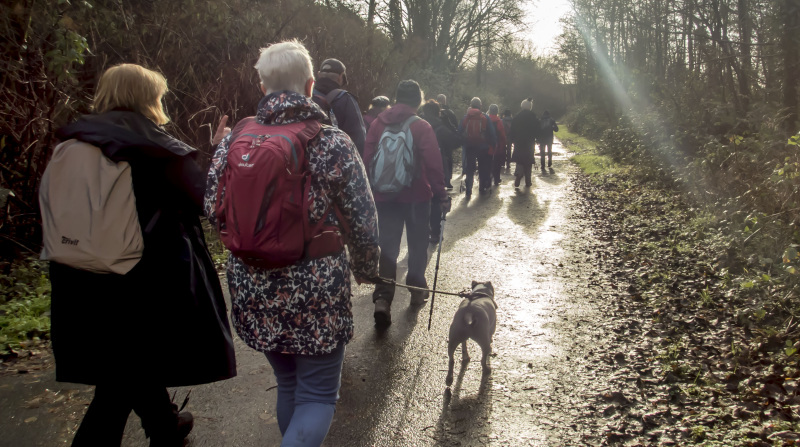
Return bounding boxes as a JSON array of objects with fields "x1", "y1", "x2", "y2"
[{"x1": 374, "y1": 300, "x2": 391, "y2": 327}]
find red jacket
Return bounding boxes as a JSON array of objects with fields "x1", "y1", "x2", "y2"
[
  {"x1": 489, "y1": 114, "x2": 507, "y2": 156},
  {"x1": 363, "y1": 103, "x2": 447, "y2": 203}
]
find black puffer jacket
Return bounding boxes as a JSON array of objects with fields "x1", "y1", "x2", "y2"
[{"x1": 49, "y1": 111, "x2": 237, "y2": 387}]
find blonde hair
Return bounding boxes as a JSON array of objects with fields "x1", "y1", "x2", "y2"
[
  {"x1": 255, "y1": 40, "x2": 314, "y2": 95},
  {"x1": 93, "y1": 64, "x2": 169, "y2": 125}
]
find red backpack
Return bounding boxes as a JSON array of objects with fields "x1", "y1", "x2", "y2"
[
  {"x1": 465, "y1": 112, "x2": 488, "y2": 143},
  {"x1": 215, "y1": 118, "x2": 345, "y2": 269}
]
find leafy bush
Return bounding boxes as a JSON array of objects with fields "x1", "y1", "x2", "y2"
[
  {"x1": 0, "y1": 260, "x2": 51, "y2": 356},
  {"x1": 564, "y1": 104, "x2": 613, "y2": 139}
]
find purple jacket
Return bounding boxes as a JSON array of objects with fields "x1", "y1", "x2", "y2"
[{"x1": 363, "y1": 103, "x2": 447, "y2": 203}]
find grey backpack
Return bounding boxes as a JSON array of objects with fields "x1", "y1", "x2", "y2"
[
  {"x1": 39, "y1": 139, "x2": 144, "y2": 274},
  {"x1": 369, "y1": 115, "x2": 421, "y2": 194}
]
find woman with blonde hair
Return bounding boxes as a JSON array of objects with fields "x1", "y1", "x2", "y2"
[{"x1": 47, "y1": 64, "x2": 236, "y2": 446}]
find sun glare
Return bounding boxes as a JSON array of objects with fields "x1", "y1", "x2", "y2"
[{"x1": 523, "y1": 0, "x2": 573, "y2": 55}]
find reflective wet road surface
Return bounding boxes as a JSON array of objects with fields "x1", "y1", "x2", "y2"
[{"x1": 0, "y1": 138, "x2": 625, "y2": 446}]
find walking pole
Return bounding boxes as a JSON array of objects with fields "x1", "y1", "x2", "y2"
[{"x1": 427, "y1": 211, "x2": 447, "y2": 331}]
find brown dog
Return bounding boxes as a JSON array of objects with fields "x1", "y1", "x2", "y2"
[{"x1": 445, "y1": 281, "x2": 497, "y2": 386}]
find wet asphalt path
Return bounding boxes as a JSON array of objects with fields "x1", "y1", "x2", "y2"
[
  {"x1": 0, "y1": 137, "x2": 621, "y2": 446},
  {"x1": 325, "y1": 138, "x2": 616, "y2": 446}
]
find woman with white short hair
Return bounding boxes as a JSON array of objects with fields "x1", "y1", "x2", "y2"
[{"x1": 205, "y1": 40, "x2": 380, "y2": 446}]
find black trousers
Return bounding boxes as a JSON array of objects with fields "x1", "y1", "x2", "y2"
[
  {"x1": 514, "y1": 162, "x2": 533, "y2": 186},
  {"x1": 492, "y1": 150, "x2": 505, "y2": 184},
  {"x1": 442, "y1": 150, "x2": 454, "y2": 188},
  {"x1": 465, "y1": 146, "x2": 493, "y2": 192},
  {"x1": 71, "y1": 384, "x2": 179, "y2": 446},
  {"x1": 540, "y1": 141, "x2": 553, "y2": 167},
  {"x1": 373, "y1": 201, "x2": 432, "y2": 304}
]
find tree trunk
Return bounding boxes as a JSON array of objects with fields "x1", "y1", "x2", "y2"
[
  {"x1": 389, "y1": 0, "x2": 403, "y2": 45},
  {"x1": 477, "y1": 30, "x2": 483, "y2": 87},
  {"x1": 367, "y1": 0, "x2": 376, "y2": 27},
  {"x1": 783, "y1": 0, "x2": 800, "y2": 130},
  {"x1": 686, "y1": 0, "x2": 694, "y2": 72}
]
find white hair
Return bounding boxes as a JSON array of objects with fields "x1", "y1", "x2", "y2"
[
  {"x1": 488, "y1": 104, "x2": 499, "y2": 115},
  {"x1": 254, "y1": 40, "x2": 313, "y2": 96},
  {"x1": 520, "y1": 99, "x2": 532, "y2": 110},
  {"x1": 470, "y1": 97, "x2": 482, "y2": 109},
  {"x1": 436, "y1": 94, "x2": 447, "y2": 105}
]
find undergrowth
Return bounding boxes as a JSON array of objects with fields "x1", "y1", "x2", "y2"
[
  {"x1": 568, "y1": 125, "x2": 800, "y2": 444},
  {"x1": 0, "y1": 260, "x2": 50, "y2": 357},
  {"x1": 559, "y1": 127, "x2": 625, "y2": 176}
]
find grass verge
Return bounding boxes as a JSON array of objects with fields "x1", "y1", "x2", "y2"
[{"x1": 560, "y1": 127, "x2": 627, "y2": 176}]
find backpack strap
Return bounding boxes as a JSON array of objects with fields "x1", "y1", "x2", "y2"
[
  {"x1": 229, "y1": 117, "x2": 257, "y2": 143},
  {"x1": 398, "y1": 115, "x2": 421, "y2": 131},
  {"x1": 325, "y1": 89, "x2": 345, "y2": 107},
  {"x1": 297, "y1": 119, "x2": 350, "y2": 260}
]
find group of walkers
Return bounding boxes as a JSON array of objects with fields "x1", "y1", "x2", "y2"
[{"x1": 40, "y1": 38, "x2": 557, "y2": 447}]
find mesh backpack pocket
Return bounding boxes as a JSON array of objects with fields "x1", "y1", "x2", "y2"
[{"x1": 369, "y1": 115, "x2": 420, "y2": 194}]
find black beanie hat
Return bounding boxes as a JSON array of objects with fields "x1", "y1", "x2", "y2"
[{"x1": 395, "y1": 80, "x2": 422, "y2": 107}]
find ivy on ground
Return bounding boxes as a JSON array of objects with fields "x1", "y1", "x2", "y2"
[{"x1": 567, "y1": 127, "x2": 800, "y2": 445}]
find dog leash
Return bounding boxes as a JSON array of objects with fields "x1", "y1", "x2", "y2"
[{"x1": 373, "y1": 277, "x2": 471, "y2": 298}]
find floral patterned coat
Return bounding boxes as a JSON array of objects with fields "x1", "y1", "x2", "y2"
[{"x1": 205, "y1": 91, "x2": 380, "y2": 356}]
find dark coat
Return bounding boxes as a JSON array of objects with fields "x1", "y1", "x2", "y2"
[
  {"x1": 49, "y1": 111, "x2": 237, "y2": 387},
  {"x1": 510, "y1": 109, "x2": 540, "y2": 164},
  {"x1": 539, "y1": 113, "x2": 559, "y2": 144},
  {"x1": 314, "y1": 77, "x2": 366, "y2": 155},
  {"x1": 426, "y1": 115, "x2": 463, "y2": 157},
  {"x1": 440, "y1": 105, "x2": 459, "y2": 133}
]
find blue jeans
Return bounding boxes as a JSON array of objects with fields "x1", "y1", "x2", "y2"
[{"x1": 265, "y1": 344, "x2": 346, "y2": 447}]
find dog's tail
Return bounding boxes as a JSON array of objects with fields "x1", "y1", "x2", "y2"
[{"x1": 463, "y1": 312, "x2": 474, "y2": 326}]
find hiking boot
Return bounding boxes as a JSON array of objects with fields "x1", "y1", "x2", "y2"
[
  {"x1": 513, "y1": 175, "x2": 521, "y2": 188},
  {"x1": 374, "y1": 300, "x2": 391, "y2": 327},
  {"x1": 149, "y1": 411, "x2": 194, "y2": 447},
  {"x1": 410, "y1": 289, "x2": 429, "y2": 305}
]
